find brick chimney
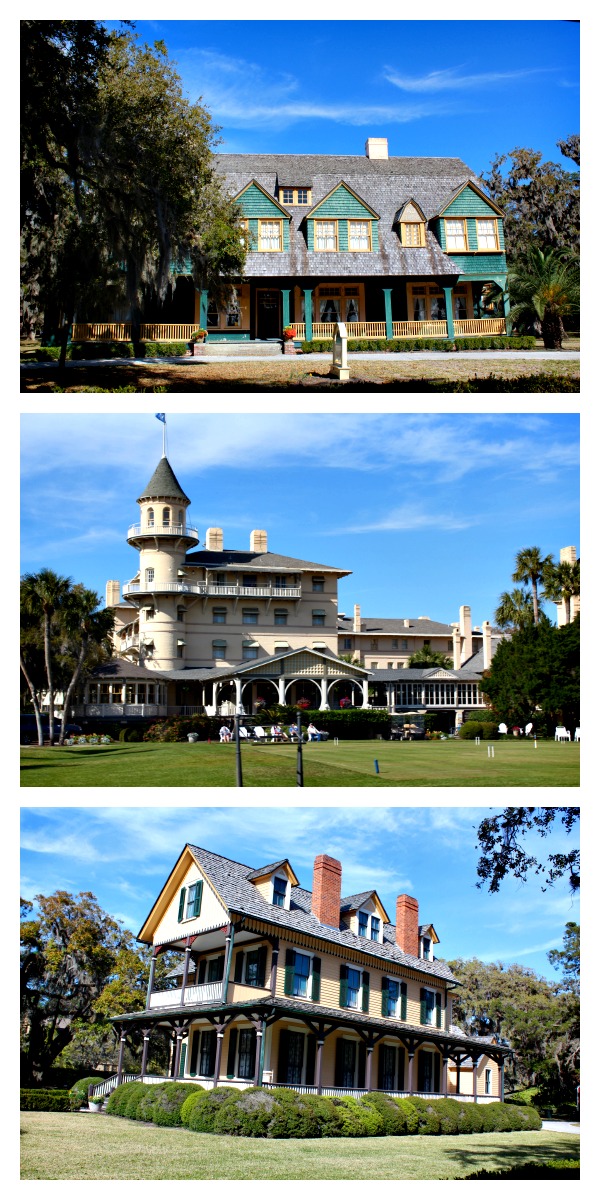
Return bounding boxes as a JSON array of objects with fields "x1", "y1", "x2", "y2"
[
  {"x1": 105, "y1": 580, "x2": 120, "y2": 606},
  {"x1": 312, "y1": 854, "x2": 342, "y2": 928},
  {"x1": 353, "y1": 604, "x2": 362, "y2": 632},
  {"x1": 365, "y1": 137, "x2": 388, "y2": 159},
  {"x1": 206, "y1": 527, "x2": 223, "y2": 551},
  {"x1": 452, "y1": 625, "x2": 461, "y2": 670},
  {"x1": 482, "y1": 619, "x2": 492, "y2": 669},
  {"x1": 250, "y1": 529, "x2": 268, "y2": 553},
  {"x1": 396, "y1": 894, "x2": 419, "y2": 956}
]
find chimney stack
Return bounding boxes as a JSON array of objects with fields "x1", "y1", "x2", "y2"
[
  {"x1": 206, "y1": 527, "x2": 223, "y2": 552},
  {"x1": 106, "y1": 580, "x2": 121, "y2": 607},
  {"x1": 396, "y1": 894, "x2": 419, "y2": 957},
  {"x1": 452, "y1": 626, "x2": 461, "y2": 670},
  {"x1": 312, "y1": 854, "x2": 342, "y2": 928},
  {"x1": 353, "y1": 604, "x2": 362, "y2": 633},
  {"x1": 365, "y1": 137, "x2": 388, "y2": 160},
  {"x1": 482, "y1": 619, "x2": 492, "y2": 669},
  {"x1": 459, "y1": 605, "x2": 472, "y2": 663},
  {"x1": 250, "y1": 529, "x2": 268, "y2": 553}
]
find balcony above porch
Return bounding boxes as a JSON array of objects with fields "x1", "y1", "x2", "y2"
[
  {"x1": 127, "y1": 522, "x2": 199, "y2": 547},
  {"x1": 122, "y1": 579, "x2": 302, "y2": 600}
]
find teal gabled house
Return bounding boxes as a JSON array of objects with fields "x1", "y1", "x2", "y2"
[{"x1": 74, "y1": 137, "x2": 509, "y2": 345}]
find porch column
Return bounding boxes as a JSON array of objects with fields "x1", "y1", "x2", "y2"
[
  {"x1": 213, "y1": 1028, "x2": 225, "y2": 1087},
  {"x1": 140, "y1": 1030, "x2": 151, "y2": 1078},
  {"x1": 278, "y1": 677, "x2": 286, "y2": 705},
  {"x1": 253, "y1": 1027, "x2": 264, "y2": 1086},
  {"x1": 116, "y1": 1029, "x2": 127, "y2": 1085},
  {"x1": 281, "y1": 289, "x2": 291, "y2": 330},
  {"x1": 472, "y1": 1055, "x2": 480, "y2": 1103},
  {"x1": 442, "y1": 1056, "x2": 449, "y2": 1097},
  {"x1": 361, "y1": 679, "x2": 369, "y2": 708},
  {"x1": 146, "y1": 946, "x2": 159, "y2": 1007},
  {"x1": 407, "y1": 1051, "x2": 415, "y2": 1094},
  {"x1": 199, "y1": 289, "x2": 209, "y2": 330},
  {"x1": 303, "y1": 288, "x2": 313, "y2": 341},
  {"x1": 443, "y1": 287, "x2": 455, "y2": 339},
  {"x1": 212, "y1": 681, "x2": 218, "y2": 709},
  {"x1": 382, "y1": 287, "x2": 393, "y2": 340},
  {"x1": 500, "y1": 1059, "x2": 505, "y2": 1102},
  {"x1": 319, "y1": 677, "x2": 328, "y2": 710},
  {"x1": 316, "y1": 1040, "x2": 324, "y2": 1095},
  {"x1": 235, "y1": 677, "x2": 242, "y2": 713},
  {"x1": 456, "y1": 1061, "x2": 461, "y2": 1095},
  {"x1": 180, "y1": 939, "x2": 193, "y2": 1006},
  {"x1": 365, "y1": 1045, "x2": 374, "y2": 1092},
  {"x1": 503, "y1": 288, "x2": 511, "y2": 331},
  {"x1": 172, "y1": 1031, "x2": 183, "y2": 1078}
]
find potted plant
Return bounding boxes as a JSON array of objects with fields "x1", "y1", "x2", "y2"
[
  {"x1": 297, "y1": 698, "x2": 311, "y2": 709},
  {"x1": 282, "y1": 325, "x2": 297, "y2": 355},
  {"x1": 283, "y1": 325, "x2": 296, "y2": 340},
  {"x1": 189, "y1": 328, "x2": 208, "y2": 356}
]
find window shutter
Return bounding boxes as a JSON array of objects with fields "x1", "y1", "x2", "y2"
[
  {"x1": 207, "y1": 1029, "x2": 217, "y2": 1077},
  {"x1": 305, "y1": 1034, "x2": 317, "y2": 1086},
  {"x1": 420, "y1": 987, "x2": 426, "y2": 1025},
  {"x1": 277, "y1": 1028, "x2": 290, "y2": 1083},
  {"x1": 215, "y1": 955, "x2": 225, "y2": 981},
  {"x1": 189, "y1": 1030, "x2": 200, "y2": 1076},
  {"x1": 179, "y1": 1042, "x2": 186, "y2": 1077},
  {"x1": 193, "y1": 881, "x2": 203, "y2": 918},
  {"x1": 434, "y1": 1052, "x2": 441, "y2": 1092},
  {"x1": 357, "y1": 1042, "x2": 366, "y2": 1089},
  {"x1": 311, "y1": 957, "x2": 321, "y2": 1002},
  {"x1": 177, "y1": 887, "x2": 186, "y2": 921},
  {"x1": 226, "y1": 1027, "x2": 238, "y2": 1077},
  {"x1": 400, "y1": 982, "x2": 407, "y2": 1021},
  {"x1": 256, "y1": 945, "x2": 267, "y2": 988},
  {"x1": 435, "y1": 992, "x2": 442, "y2": 1028},
  {"x1": 362, "y1": 970, "x2": 370, "y2": 1013},
  {"x1": 339, "y1": 964, "x2": 348, "y2": 1007},
  {"x1": 334, "y1": 1037, "x2": 345, "y2": 1087},
  {"x1": 284, "y1": 947, "x2": 295, "y2": 996},
  {"x1": 381, "y1": 977, "x2": 389, "y2": 1017},
  {"x1": 197, "y1": 959, "x2": 206, "y2": 985},
  {"x1": 234, "y1": 950, "x2": 244, "y2": 983},
  {"x1": 377, "y1": 1044, "x2": 385, "y2": 1090}
]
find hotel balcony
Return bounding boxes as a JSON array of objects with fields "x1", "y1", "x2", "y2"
[
  {"x1": 122, "y1": 579, "x2": 302, "y2": 599},
  {"x1": 127, "y1": 522, "x2": 199, "y2": 547}
]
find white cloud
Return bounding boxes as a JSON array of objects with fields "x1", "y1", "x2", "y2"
[{"x1": 383, "y1": 66, "x2": 554, "y2": 93}]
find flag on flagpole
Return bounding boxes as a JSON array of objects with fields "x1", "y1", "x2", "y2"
[{"x1": 155, "y1": 413, "x2": 166, "y2": 423}]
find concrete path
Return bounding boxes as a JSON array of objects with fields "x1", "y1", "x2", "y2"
[
  {"x1": 541, "y1": 1119, "x2": 580, "y2": 1134},
  {"x1": 21, "y1": 350, "x2": 580, "y2": 368}
]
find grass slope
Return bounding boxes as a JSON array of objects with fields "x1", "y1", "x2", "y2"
[
  {"x1": 21, "y1": 739, "x2": 580, "y2": 788},
  {"x1": 20, "y1": 1113, "x2": 579, "y2": 1180}
]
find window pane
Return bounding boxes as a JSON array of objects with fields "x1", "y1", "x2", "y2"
[
  {"x1": 446, "y1": 220, "x2": 466, "y2": 250},
  {"x1": 273, "y1": 877, "x2": 287, "y2": 906},
  {"x1": 293, "y1": 952, "x2": 311, "y2": 997},
  {"x1": 297, "y1": 188, "x2": 308, "y2": 204},
  {"x1": 358, "y1": 912, "x2": 368, "y2": 937},
  {"x1": 349, "y1": 221, "x2": 369, "y2": 250},
  {"x1": 316, "y1": 221, "x2": 336, "y2": 250},
  {"x1": 347, "y1": 967, "x2": 361, "y2": 1007},
  {"x1": 242, "y1": 646, "x2": 258, "y2": 660},
  {"x1": 260, "y1": 221, "x2": 281, "y2": 251},
  {"x1": 237, "y1": 1029, "x2": 255, "y2": 1078},
  {"x1": 371, "y1": 916, "x2": 380, "y2": 940},
  {"x1": 282, "y1": 188, "x2": 294, "y2": 204},
  {"x1": 387, "y1": 979, "x2": 399, "y2": 1017}
]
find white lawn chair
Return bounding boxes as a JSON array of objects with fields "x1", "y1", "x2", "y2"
[
  {"x1": 525, "y1": 722, "x2": 533, "y2": 736},
  {"x1": 555, "y1": 727, "x2": 571, "y2": 741},
  {"x1": 574, "y1": 727, "x2": 580, "y2": 742},
  {"x1": 253, "y1": 726, "x2": 267, "y2": 742},
  {"x1": 498, "y1": 722, "x2": 508, "y2": 735}
]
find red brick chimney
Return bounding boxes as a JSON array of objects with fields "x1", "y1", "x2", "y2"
[
  {"x1": 312, "y1": 854, "x2": 342, "y2": 927},
  {"x1": 396, "y1": 894, "x2": 419, "y2": 956}
]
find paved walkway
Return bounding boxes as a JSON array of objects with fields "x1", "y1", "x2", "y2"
[
  {"x1": 541, "y1": 1119, "x2": 580, "y2": 1134},
  {"x1": 21, "y1": 350, "x2": 580, "y2": 368}
]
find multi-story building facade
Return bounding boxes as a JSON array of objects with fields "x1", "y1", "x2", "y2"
[
  {"x1": 73, "y1": 137, "x2": 508, "y2": 346},
  {"x1": 94, "y1": 844, "x2": 509, "y2": 1103}
]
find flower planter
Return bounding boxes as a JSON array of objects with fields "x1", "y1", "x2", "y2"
[
  {"x1": 88, "y1": 1100, "x2": 102, "y2": 1112},
  {"x1": 187, "y1": 733, "x2": 199, "y2": 742}
]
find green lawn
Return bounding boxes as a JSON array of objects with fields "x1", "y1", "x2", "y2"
[{"x1": 20, "y1": 738, "x2": 580, "y2": 788}]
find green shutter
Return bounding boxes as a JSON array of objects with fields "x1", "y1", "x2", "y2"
[
  {"x1": 305, "y1": 1034, "x2": 317, "y2": 1086},
  {"x1": 226, "y1": 1027, "x2": 238, "y2": 1077},
  {"x1": 361, "y1": 970, "x2": 370, "y2": 1013},
  {"x1": 179, "y1": 1041, "x2": 186, "y2": 1076},
  {"x1": 357, "y1": 1041, "x2": 366, "y2": 1089},
  {"x1": 193, "y1": 881, "x2": 202, "y2": 918},
  {"x1": 400, "y1": 982, "x2": 407, "y2": 1021},
  {"x1": 339, "y1": 963, "x2": 348, "y2": 1007},
  {"x1": 189, "y1": 1030, "x2": 200, "y2": 1076},
  {"x1": 234, "y1": 950, "x2": 244, "y2": 983},
  {"x1": 256, "y1": 945, "x2": 267, "y2": 988},
  {"x1": 177, "y1": 887, "x2": 186, "y2": 921},
  {"x1": 381, "y1": 977, "x2": 389, "y2": 1017},
  {"x1": 334, "y1": 1037, "x2": 345, "y2": 1087},
  {"x1": 435, "y1": 992, "x2": 442, "y2": 1028},
  {"x1": 420, "y1": 987, "x2": 426, "y2": 1025},
  {"x1": 215, "y1": 955, "x2": 225, "y2": 980},
  {"x1": 277, "y1": 1028, "x2": 290, "y2": 1083},
  {"x1": 197, "y1": 959, "x2": 206, "y2": 985},
  {"x1": 284, "y1": 947, "x2": 295, "y2": 996},
  {"x1": 311, "y1": 956, "x2": 321, "y2": 1002}
]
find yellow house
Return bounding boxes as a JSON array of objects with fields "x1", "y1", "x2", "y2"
[{"x1": 99, "y1": 844, "x2": 509, "y2": 1103}]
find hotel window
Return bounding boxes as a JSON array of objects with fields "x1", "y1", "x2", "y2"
[
  {"x1": 145, "y1": 605, "x2": 155, "y2": 619},
  {"x1": 145, "y1": 568, "x2": 154, "y2": 584},
  {"x1": 259, "y1": 219, "x2": 283, "y2": 251},
  {"x1": 212, "y1": 640, "x2": 227, "y2": 660},
  {"x1": 283, "y1": 948, "x2": 319, "y2": 1000},
  {"x1": 358, "y1": 911, "x2": 368, "y2": 938},
  {"x1": 340, "y1": 965, "x2": 369, "y2": 1012},
  {"x1": 342, "y1": 638, "x2": 352, "y2": 650},
  {"x1": 312, "y1": 576, "x2": 325, "y2": 592},
  {"x1": 402, "y1": 222, "x2": 425, "y2": 246},
  {"x1": 420, "y1": 987, "x2": 442, "y2": 1028},
  {"x1": 177, "y1": 607, "x2": 185, "y2": 623},
  {"x1": 382, "y1": 977, "x2": 407, "y2": 1019},
  {"x1": 279, "y1": 187, "x2": 311, "y2": 206},
  {"x1": 177, "y1": 642, "x2": 184, "y2": 658},
  {"x1": 370, "y1": 661, "x2": 378, "y2": 669},
  {"x1": 422, "y1": 936, "x2": 432, "y2": 960},
  {"x1": 178, "y1": 510, "x2": 184, "y2": 525},
  {"x1": 281, "y1": 187, "x2": 294, "y2": 204},
  {"x1": 243, "y1": 574, "x2": 257, "y2": 588},
  {"x1": 274, "y1": 609, "x2": 288, "y2": 625},
  {"x1": 370, "y1": 639, "x2": 378, "y2": 650},
  {"x1": 315, "y1": 220, "x2": 337, "y2": 251},
  {"x1": 242, "y1": 608, "x2": 258, "y2": 624},
  {"x1": 371, "y1": 915, "x2": 381, "y2": 941},
  {"x1": 237, "y1": 1029, "x2": 256, "y2": 1079},
  {"x1": 297, "y1": 188, "x2": 310, "y2": 205},
  {"x1": 485, "y1": 1069, "x2": 492, "y2": 1095},
  {"x1": 162, "y1": 507, "x2": 170, "y2": 526},
  {"x1": 445, "y1": 219, "x2": 467, "y2": 251},
  {"x1": 401, "y1": 639, "x2": 408, "y2": 650},
  {"x1": 242, "y1": 644, "x2": 259, "y2": 660},
  {"x1": 349, "y1": 220, "x2": 371, "y2": 250},
  {"x1": 312, "y1": 609, "x2": 326, "y2": 626},
  {"x1": 391, "y1": 638, "x2": 398, "y2": 649},
  {"x1": 213, "y1": 607, "x2": 227, "y2": 624},
  {"x1": 147, "y1": 507, "x2": 154, "y2": 527},
  {"x1": 388, "y1": 661, "x2": 394, "y2": 669},
  {"x1": 476, "y1": 218, "x2": 499, "y2": 250},
  {"x1": 274, "y1": 574, "x2": 288, "y2": 589},
  {"x1": 206, "y1": 298, "x2": 219, "y2": 326}
]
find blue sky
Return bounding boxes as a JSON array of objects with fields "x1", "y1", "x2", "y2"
[
  {"x1": 104, "y1": 19, "x2": 580, "y2": 173},
  {"x1": 20, "y1": 806, "x2": 579, "y2": 981},
  {"x1": 20, "y1": 412, "x2": 579, "y2": 626}
]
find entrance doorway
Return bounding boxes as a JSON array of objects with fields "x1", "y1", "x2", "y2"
[{"x1": 256, "y1": 290, "x2": 281, "y2": 339}]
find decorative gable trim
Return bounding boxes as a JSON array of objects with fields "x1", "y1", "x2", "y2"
[
  {"x1": 305, "y1": 180, "x2": 380, "y2": 220},
  {"x1": 435, "y1": 179, "x2": 503, "y2": 218},
  {"x1": 394, "y1": 199, "x2": 427, "y2": 224},
  {"x1": 233, "y1": 179, "x2": 291, "y2": 217}
]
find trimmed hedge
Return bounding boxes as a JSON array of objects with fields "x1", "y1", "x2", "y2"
[
  {"x1": 137, "y1": 341, "x2": 188, "y2": 358},
  {"x1": 106, "y1": 1082, "x2": 543, "y2": 1139},
  {"x1": 466, "y1": 1160, "x2": 579, "y2": 1179},
  {"x1": 458, "y1": 721, "x2": 500, "y2": 740},
  {"x1": 300, "y1": 335, "x2": 537, "y2": 354},
  {"x1": 69, "y1": 341, "x2": 135, "y2": 359},
  {"x1": 20, "y1": 1089, "x2": 76, "y2": 1112},
  {"x1": 68, "y1": 1076, "x2": 105, "y2": 1108}
]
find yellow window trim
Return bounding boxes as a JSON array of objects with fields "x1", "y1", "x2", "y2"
[
  {"x1": 348, "y1": 219, "x2": 372, "y2": 252},
  {"x1": 475, "y1": 217, "x2": 500, "y2": 251},
  {"x1": 314, "y1": 219, "x2": 338, "y2": 252},
  {"x1": 258, "y1": 218, "x2": 284, "y2": 253},
  {"x1": 401, "y1": 221, "x2": 426, "y2": 247},
  {"x1": 444, "y1": 217, "x2": 468, "y2": 251},
  {"x1": 278, "y1": 187, "x2": 312, "y2": 207}
]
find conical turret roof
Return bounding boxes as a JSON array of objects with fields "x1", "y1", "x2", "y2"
[{"x1": 137, "y1": 456, "x2": 191, "y2": 504}]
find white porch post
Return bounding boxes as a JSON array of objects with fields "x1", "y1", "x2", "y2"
[
  {"x1": 212, "y1": 681, "x2": 218, "y2": 709},
  {"x1": 278, "y1": 677, "x2": 286, "y2": 705},
  {"x1": 235, "y1": 677, "x2": 242, "y2": 713},
  {"x1": 319, "y1": 677, "x2": 328, "y2": 710},
  {"x1": 361, "y1": 679, "x2": 369, "y2": 708}
]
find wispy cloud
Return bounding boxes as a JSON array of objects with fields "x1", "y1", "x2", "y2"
[
  {"x1": 331, "y1": 504, "x2": 477, "y2": 535},
  {"x1": 383, "y1": 66, "x2": 554, "y2": 93}
]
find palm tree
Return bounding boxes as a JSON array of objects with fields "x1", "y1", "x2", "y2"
[
  {"x1": 57, "y1": 586, "x2": 115, "y2": 744},
  {"x1": 512, "y1": 547, "x2": 552, "y2": 625},
  {"x1": 21, "y1": 569, "x2": 73, "y2": 743},
  {"x1": 507, "y1": 247, "x2": 579, "y2": 349},
  {"x1": 542, "y1": 560, "x2": 580, "y2": 625},
  {"x1": 494, "y1": 588, "x2": 534, "y2": 630},
  {"x1": 409, "y1": 646, "x2": 452, "y2": 669}
]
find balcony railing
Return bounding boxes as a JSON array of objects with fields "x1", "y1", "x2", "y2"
[
  {"x1": 149, "y1": 980, "x2": 223, "y2": 1008},
  {"x1": 292, "y1": 318, "x2": 506, "y2": 341},
  {"x1": 127, "y1": 522, "x2": 199, "y2": 542},
  {"x1": 122, "y1": 579, "x2": 301, "y2": 599},
  {"x1": 72, "y1": 323, "x2": 200, "y2": 342},
  {"x1": 118, "y1": 633, "x2": 140, "y2": 650}
]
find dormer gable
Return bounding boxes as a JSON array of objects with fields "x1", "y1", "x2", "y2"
[
  {"x1": 247, "y1": 858, "x2": 299, "y2": 910},
  {"x1": 435, "y1": 179, "x2": 503, "y2": 219},
  {"x1": 138, "y1": 844, "x2": 229, "y2": 946},
  {"x1": 419, "y1": 922, "x2": 440, "y2": 961},
  {"x1": 306, "y1": 181, "x2": 379, "y2": 221},
  {"x1": 341, "y1": 889, "x2": 389, "y2": 943},
  {"x1": 233, "y1": 179, "x2": 292, "y2": 217},
  {"x1": 394, "y1": 199, "x2": 427, "y2": 248}
]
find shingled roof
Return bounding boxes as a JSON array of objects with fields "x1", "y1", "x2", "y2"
[
  {"x1": 185, "y1": 548, "x2": 350, "y2": 575},
  {"x1": 137, "y1": 456, "x2": 191, "y2": 505},
  {"x1": 215, "y1": 152, "x2": 483, "y2": 279},
  {"x1": 338, "y1": 615, "x2": 457, "y2": 636},
  {"x1": 184, "y1": 845, "x2": 458, "y2": 984}
]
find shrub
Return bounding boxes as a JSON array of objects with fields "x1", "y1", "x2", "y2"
[
  {"x1": 465, "y1": 1160, "x2": 579, "y2": 1179},
  {"x1": 459, "y1": 722, "x2": 483, "y2": 739},
  {"x1": 361, "y1": 1091, "x2": 409, "y2": 1135},
  {"x1": 405, "y1": 1096, "x2": 441, "y2": 1134},
  {"x1": 20, "y1": 1089, "x2": 76, "y2": 1112},
  {"x1": 504, "y1": 1087, "x2": 539, "y2": 1106},
  {"x1": 391, "y1": 1096, "x2": 420, "y2": 1134},
  {"x1": 328, "y1": 1095, "x2": 385, "y2": 1137},
  {"x1": 106, "y1": 1080, "x2": 149, "y2": 1117},
  {"x1": 432, "y1": 1098, "x2": 462, "y2": 1134},
  {"x1": 138, "y1": 341, "x2": 188, "y2": 358},
  {"x1": 69, "y1": 341, "x2": 135, "y2": 360},
  {"x1": 211, "y1": 1088, "x2": 276, "y2": 1137},
  {"x1": 180, "y1": 1086, "x2": 239, "y2": 1132},
  {"x1": 68, "y1": 1076, "x2": 105, "y2": 1108},
  {"x1": 141, "y1": 1081, "x2": 200, "y2": 1127},
  {"x1": 268, "y1": 1093, "x2": 337, "y2": 1139}
]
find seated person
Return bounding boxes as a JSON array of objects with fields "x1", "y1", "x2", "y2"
[
  {"x1": 271, "y1": 724, "x2": 286, "y2": 741},
  {"x1": 219, "y1": 724, "x2": 231, "y2": 743},
  {"x1": 288, "y1": 722, "x2": 300, "y2": 741},
  {"x1": 306, "y1": 721, "x2": 321, "y2": 741}
]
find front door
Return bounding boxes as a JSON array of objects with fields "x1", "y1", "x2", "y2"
[{"x1": 256, "y1": 289, "x2": 280, "y2": 339}]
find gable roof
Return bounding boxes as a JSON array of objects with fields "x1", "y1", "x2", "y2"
[
  {"x1": 185, "y1": 548, "x2": 351, "y2": 575},
  {"x1": 137, "y1": 456, "x2": 191, "y2": 505},
  {"x1": 338, "y1": 615, "x2": 456, "y2": 636},
  {"x1": 435, "y1": 178, "x2": 503, "y2": 217},
  {"x1": 305, "y1": 179, "x2": 380, "y2": 220},
  {"x1": 233, "y1": 178, "x2": 292, "y2": 216}
]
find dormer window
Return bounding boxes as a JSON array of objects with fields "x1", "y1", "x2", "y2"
[
  {"x1": 357, "y1": 910, "x2": 382, "y2": 942},
  {"x1": 272, "y1": 876, "x2": 287, "y2": 907},
  {"x1": 422, "y1": 936, "x2": 431, "y2": 960},
  {"x1": 278, "y1": 187, "x2": 312, "y2": 206},
  {"x1": 358, "y1": 911, "x2": 368, "y2": 938},
  {"x1": 177, "y1": 879, "x2": 203, "y2": 922},
  {"x1": 370, "y1": 915, "x2": 380, "y2": 941},
  {"x1": 402, "y1": 222, "x2": 426, "y2": 247}
]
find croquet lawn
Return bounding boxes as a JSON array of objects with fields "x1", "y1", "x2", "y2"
[
  {"x1": 20, "y1": 738, "x2": 579, "y2": 787},
  {"x1": 20, "y1": 1112, "x2": 579, "y2": 1180}
]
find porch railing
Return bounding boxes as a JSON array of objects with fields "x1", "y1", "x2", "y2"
[
  {"x1": 122, "y1": 579, "x2": 301, "y2": 599},
  {"x1": 127, "y1": 523, "x2": 199, "y2": 541},
  {"x1": 148, "y1": 980, "x2": 223, "y2": 1008},
  {"x1": 292, "y1": 318, "x2": 507, "y2": 342},
  {"x1": 72, "y1": 323, "x2": 199, "y2": 342},
  {"x1": 454, "y1": 317, "x2": 506, "y2": 336}
]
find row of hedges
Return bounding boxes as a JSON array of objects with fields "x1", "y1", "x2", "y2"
[
  {"x1": 458, "y1": 721, "x2": 502, "y2": 740},
  {"x1": 466, "y1": 1160, "x2": 579, "y2": 1179},
  {"x1": 20, "y1": 1089, "x2": 77, "y2": 1112},
  {"x1": 300, "y1": 336, "x2": 536, "y2": 354},
  {"x1": 30, "y1": 341, "x2": 190, "y2": 362},
  {"x1": 142, "y1": 709, "x2": 393, "y2": 742},
  {"x1": 105, "y1": 1082, "x2": 542, "y2": 1138}
]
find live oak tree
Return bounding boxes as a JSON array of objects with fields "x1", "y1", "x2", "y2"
[
  {"x1": 474, "y1": 808, "x2": 579, "y2": 894},
  {"x1": 481, "y1": 138, "x2": 580, "y2": 260},
  {"x1": 480, "y1": 618, "x2": 579, "y2": 734}
]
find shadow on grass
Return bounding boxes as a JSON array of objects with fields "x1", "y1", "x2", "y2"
[
  {"x1": 441, "y1": 1135, "x2": 579, "y2": 1175},
  {"x1": 21, "y1": 746, "x2": 158, "y2": 769}
]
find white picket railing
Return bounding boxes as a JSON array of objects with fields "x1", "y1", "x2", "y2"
[
  {"x1": 122, "y1": 580, "x2": 301, "y2": 599},
  {"x1": 148, "y1": 980, "x2": 222, "y2": 1008},
  {"x1": 127, "y1": 523, "x2": 199, "y2": 541}
]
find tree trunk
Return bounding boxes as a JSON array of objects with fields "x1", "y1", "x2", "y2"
[
  {"x1": 565, "y1": 595, "x2": 571, "y2": 624},
  {"x1": 541, "y1": 309, "x2": 564, "y2": 350},
  {"x1": 43, "y1": 612, "x2": 56, "y2": 744},
  {"x1": 58, "y1": 307, "x2": 74, "y2": 372},
  {"x1": 20, "y1": 655, "x2": 45, "y2": 746},
  {"x1": 58, "y1": 639, "x2": 88, "y2": 745},
  {"x1": 531, "y1": 578, "x2": 540, "y2": 625}
]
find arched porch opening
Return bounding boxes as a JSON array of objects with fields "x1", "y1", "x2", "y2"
[
  {"x1": 326, "y1": 677, "x2": 360, "y2": 709},
  {"x1": 284, "y1": 677, "x2": 321, "y2": 710},
  {"x1": 240, "y1": 676, "x2": 280, "y2": 714}
]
